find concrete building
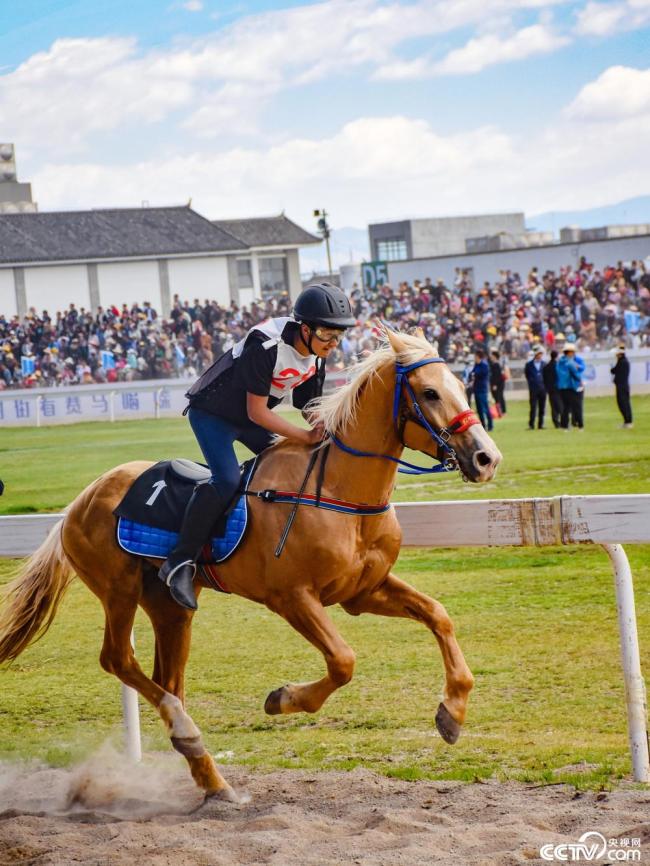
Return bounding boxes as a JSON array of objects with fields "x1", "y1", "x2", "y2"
[
  {"x1": 368, "y1": 213, "x2": 526, "y2": 260},
  {"x1": 0, "y1": 143, "x2": 37, "y2": 213},
  {"x1": 465, "y1": 230, "x2": 554, "y2": 253},
  {"x1": 560, "y1": 224, "x2": 650, "y2": 243},
  {"x1": 0, "y1": 206, "x2": 320, "y2": 318}
]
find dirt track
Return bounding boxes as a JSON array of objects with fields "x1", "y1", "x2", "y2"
[{"x1": 1, "y1": 749, "x2": 649, "y2": 865}]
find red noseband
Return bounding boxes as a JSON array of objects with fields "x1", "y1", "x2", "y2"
[{"x1": 445, "y1": 410, "x2": 481, "y2": 436}]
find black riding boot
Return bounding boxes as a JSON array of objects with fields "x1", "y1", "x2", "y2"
[{"x1": 158, "y1": 482, "x2": 231, "y2": 611}]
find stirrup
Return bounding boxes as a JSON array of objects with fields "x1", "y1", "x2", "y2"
[
  {"x1": 159, "y1": 559, "x2": 198, "y2": 610},
  {"x1": 160, "y1": 558, "x2": 195, "y2": 587}
]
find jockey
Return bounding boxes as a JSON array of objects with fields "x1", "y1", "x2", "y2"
[{"x1": 159, "y1": 282, "x2": 356, "y2": 610}]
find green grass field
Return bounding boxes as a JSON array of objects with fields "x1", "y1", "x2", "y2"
[
  {"x1": 0, "y1": 395, "x2": 649, "y2": 787},
  {"x1": 1, "y1": 394, "x2": 649, "y2": 514}
]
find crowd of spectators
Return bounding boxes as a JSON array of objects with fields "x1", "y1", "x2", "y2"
[
  {"x1": 0, "y1": 294, "x2": 291, "y2": 389},
  {"x1": 1, "y1": 258, "x2": 649, "y2": 390},
  {"x1": 335, "y1": 257, "x2": 650, "y2": 369}
]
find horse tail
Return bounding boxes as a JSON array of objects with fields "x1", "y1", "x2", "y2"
[{"x1": 0, "y1": 519, "x2": 74, "y2": 664}]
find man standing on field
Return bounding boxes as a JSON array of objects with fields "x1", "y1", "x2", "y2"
[
  {"x1": 543, "y1": 350, "x2": 562, "y2": 428},
  {"x1": 470, "y1": 349, "x2": 492, "y2": 432},
  {"x1": 611, "y1": 344, "x2": 633, "y2": 428},
  {"x1": 524, "y1": 345, "x2": 546, "y2": 430}
]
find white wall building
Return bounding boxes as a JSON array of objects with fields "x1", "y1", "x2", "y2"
[
  {"x1": 0, "y1": 206, "x2": 320, "y2": 318},
  {"x1": 384, "y1": 234, "x2": 650, "y2": 290}
]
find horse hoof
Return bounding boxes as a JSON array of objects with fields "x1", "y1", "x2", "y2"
[
  {"x1": 200, "y1": 786, "x2": 251, "y2": 808},
  {"x1": 264, "y1": 687, "x2": 285, "y2": 715},
  {"x1": 435, "y1": 702, "x2": 462, "y2": 745},
  {"x1": 191, "y1": 786, "x2": 250, "y2": 812}
]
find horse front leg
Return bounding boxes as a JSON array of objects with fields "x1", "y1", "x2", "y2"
[
  {"x1": 265, "y1": 590, "x2": 355, "y2": 715},
  {"x1": 343, "y1": 572, "x2": 474, "y2": 744}
]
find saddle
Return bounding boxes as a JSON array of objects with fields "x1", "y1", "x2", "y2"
[
  {"x1": 113, "y1": 452, "x2": 392, "y2": 592},
  {"x1": 113, "y1": 458, "x2": 258, "y2": 591}
]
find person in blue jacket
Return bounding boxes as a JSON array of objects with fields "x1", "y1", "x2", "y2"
[
  {"x1": 556, "y1": 345, "x2": 584, "y2": 430},
  {"x1": 470, "y1": 348, "x2": 492, "y2": 431},
  {"x1": 524, "y1": 345, "x2": 546, "y2": 430}
]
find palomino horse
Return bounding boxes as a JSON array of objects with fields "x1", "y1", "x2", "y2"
[{"x1": 0, "y1": 328, "x2": 501, "y2": 803}]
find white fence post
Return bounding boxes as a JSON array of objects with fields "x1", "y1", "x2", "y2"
[
  {"x1": 603, "y1": 543, "x2": 650, "y2": 783},
  {"x1": 120, "y1": 629, "x2": 142, "y2": 762}
]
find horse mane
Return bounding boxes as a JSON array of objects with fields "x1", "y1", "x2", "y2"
[{"x1": 309, "y1": 330, "x2": 437, "y2": 435}]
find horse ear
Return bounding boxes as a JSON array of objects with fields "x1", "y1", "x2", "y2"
[{"x1": 380, "y1": 322, "x2": 408, "y2": 355}]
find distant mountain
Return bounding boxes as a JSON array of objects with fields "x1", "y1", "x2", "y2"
[
  {"x1": 299, "y1": 226, "x2": 369, "y2": 276},
  {"x1": 528, "y1": 196, "x2": 650, "y2": 234}
]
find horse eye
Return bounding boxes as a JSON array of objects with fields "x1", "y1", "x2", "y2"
[{"x1": 423, "y1": 388, "x2": 440, "y2": 401}]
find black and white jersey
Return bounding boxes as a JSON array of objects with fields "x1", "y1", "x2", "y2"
[{"x1": 187, "y1": 317, "x2": 324, "y2": 427}]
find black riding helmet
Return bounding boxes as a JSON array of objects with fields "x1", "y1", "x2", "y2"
[{"x1": 293, "y1": 282, "x2": 357, "y2": 329}]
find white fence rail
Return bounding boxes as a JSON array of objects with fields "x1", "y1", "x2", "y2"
[{"x1": 1, "y1": 495, "x2": 648, "y2": 780}]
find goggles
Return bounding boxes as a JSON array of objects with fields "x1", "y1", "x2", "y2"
[{"x1": 311, "y1": 327, "x2": 344, "y2": 345}]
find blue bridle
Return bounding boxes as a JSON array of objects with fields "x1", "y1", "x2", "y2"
[{"x1": 331, "y1": 358, "x2": 479, "y2": 476}]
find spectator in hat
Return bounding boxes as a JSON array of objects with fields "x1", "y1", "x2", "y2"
[
  {"x1": 524, "y1": 345, "x2": 546, "y2": 429},
  {"x1": 611, "y1": 344, "x2": 633, "y2": 428},
  {"x1": 557, "y1": 346, "x2": 584, "y2": 430}
]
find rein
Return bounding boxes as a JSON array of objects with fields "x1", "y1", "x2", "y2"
[
  {"x1": 246, "y1": 357, "x2": 481, "y2": 529},
  {"x1": 331, "y1": 358, "x2": 481, "y2": 476}
]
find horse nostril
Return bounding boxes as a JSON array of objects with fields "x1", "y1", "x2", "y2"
[{"x1": 475, "y1": 451, "x2": 493, "y2": 468}]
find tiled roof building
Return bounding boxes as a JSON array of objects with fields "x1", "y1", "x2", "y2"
[{"x1": 0, "y1": 206, "x2": 321, "y2": 318}]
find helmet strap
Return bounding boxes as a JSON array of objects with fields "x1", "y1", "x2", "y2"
[{"x1": 298, "y1": 322, "x2": 315, "y2": 355}]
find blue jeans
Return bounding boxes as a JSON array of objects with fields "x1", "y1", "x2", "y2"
[
  {"x1": 188, "y1": 407, "x2": 273, "y2": 498},
  {"x1": 474, "y1": 390, "x2": 493, "y2": 431}
]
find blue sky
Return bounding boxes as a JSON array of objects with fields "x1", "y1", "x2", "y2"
[{"x1": 2, "y1": 0, "x2": 650, "y2": 268}]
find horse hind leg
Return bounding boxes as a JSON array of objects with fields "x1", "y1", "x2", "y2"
[
  {"x1": 75, "y1": 554, "x2": 231, "y2": 800},
  {"x1": 343, "y1": 572, "x2": 474, "y2": 745},
  {"x1": 140, "y1": 570, "x2": 243, "y2": 803},
  {"x1": 264, "y1": 589, "x2": 356, "y2": 715}
]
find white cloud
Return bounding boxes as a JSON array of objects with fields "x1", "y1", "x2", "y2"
[
  {"x1": 7, "y1": 1, "x2": 647, "y2": 241},
  {"x1": 0, "y1": 0, "x2": 575, "y2": 158},
  {"x1": 26, "y1": 61, "x2": 650, "y2": 234},
  {"x1": 29, "y1": 116, "x2": 516, "y2": 222},
  {"x1": 0, "y1": 38, "x2": 195, "y2": 155},
  {"x1": 375, "y1": 21, "x2": 569, "y2": 79},
  {"x1": 575, "y1": 0, "x2": 650, "y2": 35},
  {"x1": 432, "y1": 22, "x2": 569, "y2": 74},
  {"x1": 565, "y1": 65, "x2": 650, "y2": 119},
  {"x1": 181, "y1": 81, "x2": 276, "y2": 137},
  {"x1": 182, "y1": 0, "x2": 204, "y2": 10}
]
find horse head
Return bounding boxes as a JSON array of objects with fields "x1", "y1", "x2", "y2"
[{"x1": 383, "y1": 327, "x2": 502, "y2": 483}]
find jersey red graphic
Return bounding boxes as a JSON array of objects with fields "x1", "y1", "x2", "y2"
[{"x1": 272, "y1": 365, "x2": 316, "y2": 390}]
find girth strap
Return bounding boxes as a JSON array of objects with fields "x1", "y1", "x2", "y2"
[{"x1": 245, "y1": 487, "x2": 390, "y2": 515}]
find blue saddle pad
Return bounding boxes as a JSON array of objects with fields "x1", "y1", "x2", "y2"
[{"x1": 116, "y1": 463, "x2": 254, "y2": 564}]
